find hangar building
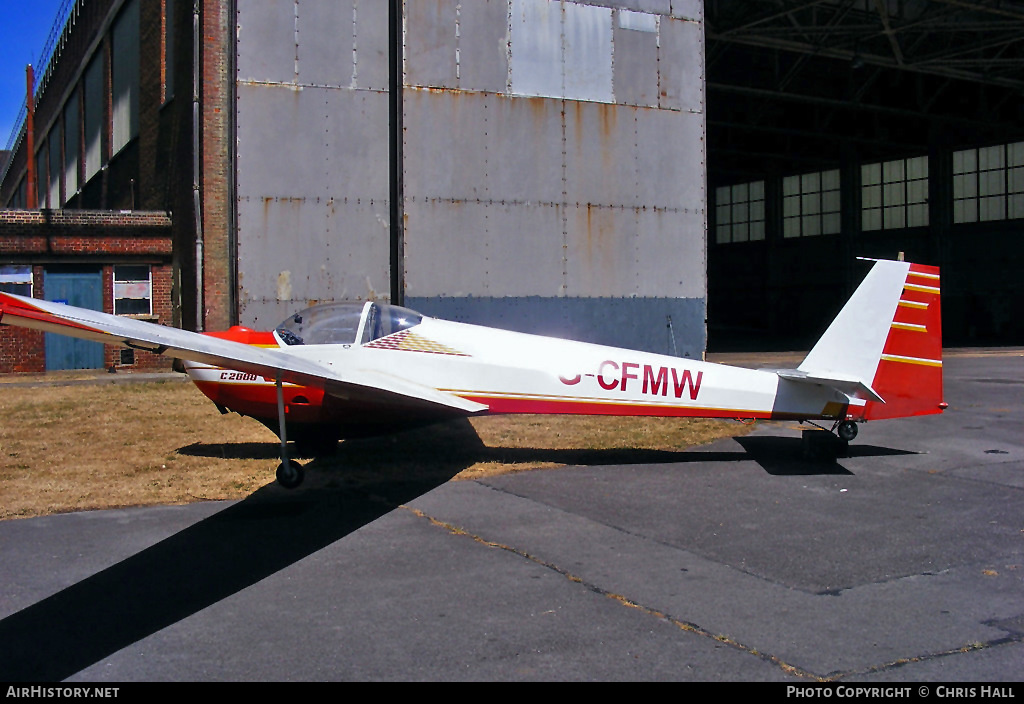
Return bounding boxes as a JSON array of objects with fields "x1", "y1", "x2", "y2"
[
  {"x1": 1, "y1": 0, "x2": 707, "y2": 371},
  {"x1": 1, "y1": 1, "x2": 1022, "y2": 373}
]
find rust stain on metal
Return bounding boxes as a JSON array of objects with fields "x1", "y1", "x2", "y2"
[
  {"x1": 597, "y1": 101, "x2": 617, "y2": 139},
  {"x1": 276, "y1": 270, "x2": 292, "y2": 302}
]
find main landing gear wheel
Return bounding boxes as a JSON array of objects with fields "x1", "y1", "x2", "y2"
[
  {"x1": 276, "y1": 460, "x2": 305, "y2": 489},
  {"x1": 837, "y1": 420, "x2": 859, "y2": 442}
]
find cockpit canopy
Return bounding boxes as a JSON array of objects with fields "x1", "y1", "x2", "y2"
[{"x1": 275, "y1": 301, "x2": 423, "y2": 346}]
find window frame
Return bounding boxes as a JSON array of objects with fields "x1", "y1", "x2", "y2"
[
  {"x1": 0, "y1": 265, "x2": 33, "y2": 298},
  {"x1": 862, "y1": 155, "x2": 929, "y2": 232},
  {"x1": 782, "y1": 169, "x2": 841, "y2": 238},
  {"x1": 113, "y1": 264, "x2": 153, "y2": 317},
  {"x1": 714, "y1": 181, "x2": 766, "y2": 244},
  {"x1": 953, "y1": 142, "x2": 1024, "y2": 223}
]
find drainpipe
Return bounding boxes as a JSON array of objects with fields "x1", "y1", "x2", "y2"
[
  {"x1": 192, "y1": 2, "x2": 204, "y2": 331},
  {"x1": 389, "y1": 0, "x2": 405, "y2": 306},
  {"x1": 25, "y1": 65, "x2": 37, "y2": 209}
]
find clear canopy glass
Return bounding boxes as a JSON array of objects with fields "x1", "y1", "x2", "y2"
[{"x1": 275, "y1": 301, "x2": 423, "y2": 346}]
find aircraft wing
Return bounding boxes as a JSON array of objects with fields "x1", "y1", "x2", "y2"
[{"x1": 0, "y1": 292, "x2": 486, "y2": 415}]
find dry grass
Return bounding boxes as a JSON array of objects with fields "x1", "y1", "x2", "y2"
[{"x1": 0, "y1": 378, "x2": 751, "y2": 520}]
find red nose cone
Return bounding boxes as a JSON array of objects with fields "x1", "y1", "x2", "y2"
[{"x1": 938, "y1": 402, "x2": 948, "y2": 410}]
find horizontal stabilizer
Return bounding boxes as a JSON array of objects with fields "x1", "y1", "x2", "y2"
[{"x1": 774, "y1": 368, "x2": 884, "y2": 403}]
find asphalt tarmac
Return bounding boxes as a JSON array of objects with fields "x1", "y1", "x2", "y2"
[{"x1": 0, "y1": 352, "x2": 1021, "y2": 682}]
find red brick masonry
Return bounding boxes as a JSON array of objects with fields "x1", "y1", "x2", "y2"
[
  {"x1": 0, "y1": 209, "x2": 174, "y2": 373},
  {"x1": 0, "y1": 209, "x2": 172, "y2": 256}
]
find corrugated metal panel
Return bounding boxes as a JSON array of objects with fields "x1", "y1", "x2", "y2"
[
  {"x1": 236, "y1": 83, "x2": 327, "y2": 198},
  {"x1": 562, "y1": 3, "x2": 614, "y2": 102},
  {"x1": 632, "y1": 207, "x2": 706, "y2": 298},
  {"x1": 669, "y1": 0, "x2": 703, "y2": 21},
  {"x1": 237, "y1": 0, "x2": 383, "y2": 89},
  {"x1": 236, "y1": 0, "x2": 393, "y2": 328},
  {"x1": 509, "y1": 0, "x2": 615, "y2": 103},
  {"x1": 235, "y1": 0, "x2": 707, "y2": 353},
  {"x1": 402, "y1": 89, "x2": 489, "y2": 201},
  {"x1": 509, "y1": 0, "x2": 563, "y2": 99},
  {"x1": 238, "y1": 197, "x2": 390, "y2": 328},
  {"x1": 613, "y1": 12, "x2": 659, "y2": 107},
  {"x1": 564, "y1": 204, "x2": 637, "y2": 296},
  {"x1": 406, "y1": 0, "x2": 458, "y2": 90},
  {"x1": 456, "y1": 0, "x2": 509, "y2": 93},
  {"x1": 404, "y1": 90, "x2": 565, "y2": 205},
  {"x1": 238, "y1": 83, "x2": 390, "y2": 200},
  {"x1": 484, "y1": 94, "x2": 566, "y2": 202},
  {"x1": 407, "y1": 294, "x2": 706, "y2": 358},
  {"x1": 634, "y1": 107, "x2": 705, "y2": 208},
  {"x1": 564, "y1": 100, "x2": 641, "y2": 208},
  {"x1": 659, "y1": 16, "x2": 704, "y2": 112},
  {"x1": 237, "y1": 0, "x2": 296, "y2": 84},
  {"x1": 580, "y1": 1, "x2": 701, "y2": 21},
  {"x1": 354, "y1": 0, "x2": 390, "y2": 91},
  {"x1": 298, "y1": 0, "x2": 356, "y2": 88},
  {"x1": 405, "y1": 199, "x2": 565, "y2": 298}
]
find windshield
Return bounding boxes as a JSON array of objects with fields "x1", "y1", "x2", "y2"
[
  {"x1": 275, "y1": 301, "x2": 422, "y2": 346},
  {"x1": 359, "y1": 302, "x2": 423, "y2": 343}
]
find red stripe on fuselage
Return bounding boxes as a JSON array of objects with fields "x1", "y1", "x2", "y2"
[
  {"x1": 461, "y1": 395, "x2": 788, "y2": 420},
  {"x1": 192, "y1": 326, "x2": 325, "y2": 422}
]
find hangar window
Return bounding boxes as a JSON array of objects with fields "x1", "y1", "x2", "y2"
[
  {"x1": 783, "y1": 170, "x2": 840, "y2": 238},
  {"x1": 111, "y1": 0, "x2": 140, "y2": 156},
  {"x1": 64, "y1": 89, "x2": 80, "y2": 200},
  {"x1": 83, "y1": 53, "x2": 104, "y2": 181},
  {"x1": 0, "y1": 266, "x2": 33, "y2": 297},
  {"x1": 48, "y1": 125, "x2": 62, "y2": 207},
  {"x1": 36, "y1": 140, "x2": 50, "y2": 209},
  {"x1": 715, "y1": 181, "x2": 765, "y2": 244},
  {"x1": 862, "y1": 156, "x2": 929, "y2": 231},
  {"x1": 953, "y1": 142, "x2": 1024, "y2": 223},
  {"x1": 114, "y1": 265, "x2": 152, "y2": 316}
]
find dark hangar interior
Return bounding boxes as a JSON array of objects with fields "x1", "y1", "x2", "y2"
[{"x1": 704, "y1": 0, "x2": 1024, "y2": 350}]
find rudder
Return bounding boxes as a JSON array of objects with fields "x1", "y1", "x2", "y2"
[{"x1": 858, "y1": 262, "x2": 944, "y2": 420}]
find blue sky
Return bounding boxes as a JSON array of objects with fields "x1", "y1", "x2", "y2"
[{"x1": 0, "y1": 0, "x2": 68, "y2": 149}]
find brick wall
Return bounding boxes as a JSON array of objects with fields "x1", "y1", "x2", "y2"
[
  {"x1": 0, "y1": 208, "x2": 174, "y2": 373},
  {"x1": 199, "y1": 1, "x2": 234, "y2": 331},
  {"x1": 0, "y1": 209, "x2": 173, "y2": 256}
]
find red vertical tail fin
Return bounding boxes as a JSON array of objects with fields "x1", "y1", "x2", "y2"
[{"x1": 859, "y1": 263, "x2": 945, "y2": 420}]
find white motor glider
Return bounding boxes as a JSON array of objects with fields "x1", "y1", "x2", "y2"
[{"x1": 0, "y1": 258, "x2": 944, "y2": 487}]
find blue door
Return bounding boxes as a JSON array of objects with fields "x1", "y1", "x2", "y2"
[{"x1": 44, "y1": 268, "x2": 105, "y2": 370}]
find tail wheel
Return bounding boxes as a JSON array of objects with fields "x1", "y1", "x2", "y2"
[{"x1": 837, "y1": 421, "x2": 858, "y2": 442}]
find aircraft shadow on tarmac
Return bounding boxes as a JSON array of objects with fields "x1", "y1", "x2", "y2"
[
  {"x1": 733, "y1": 435, "x2": 917, "y2": 476},
  {"x1": 0, "y1": 422, "x2": 483, "y2": 682},
  {"x1": 0, "y1": 421, "x2": 916, "y2": 681},
  {"x1": 177, "y1": 422, "x2": 919, "y2": 480}
]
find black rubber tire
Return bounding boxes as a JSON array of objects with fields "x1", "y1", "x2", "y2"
[{"x1": 276, "y1": 460, "x2": 305, "y2": 489}]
